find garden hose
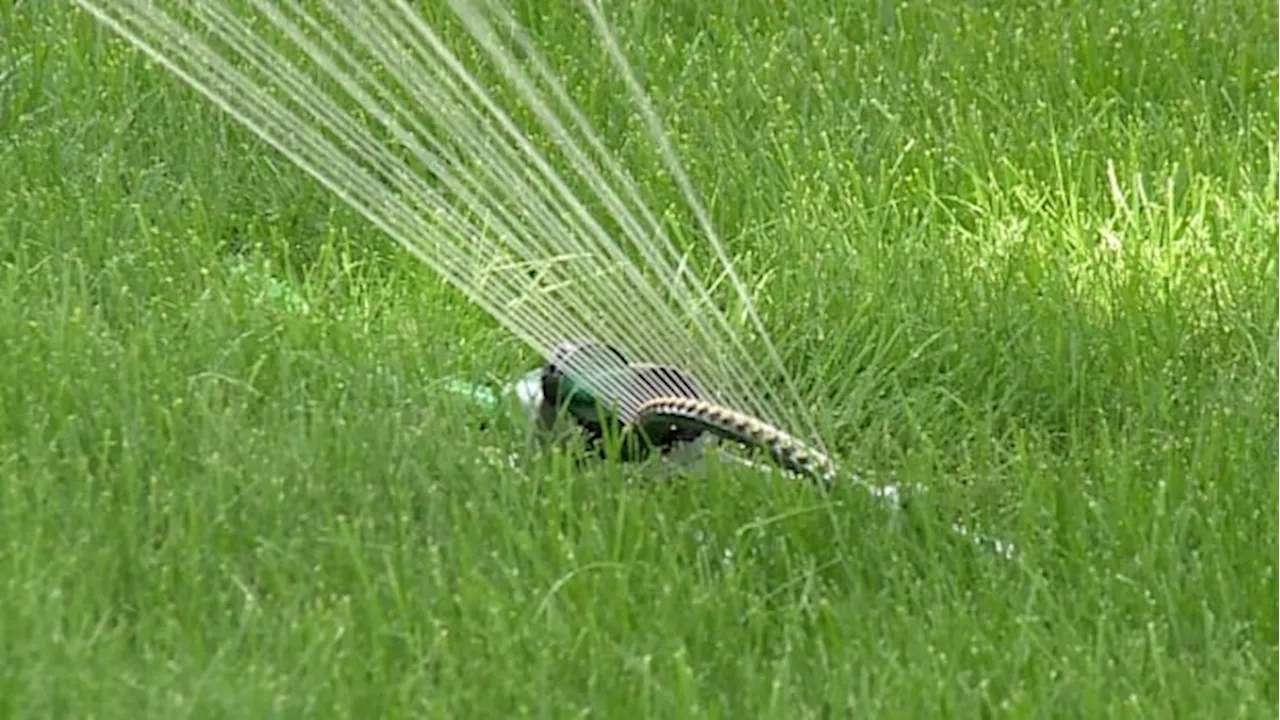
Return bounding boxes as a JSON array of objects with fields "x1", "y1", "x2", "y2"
[{"x1": 627, "y1": 395, "x2": 836, "y2": 482}]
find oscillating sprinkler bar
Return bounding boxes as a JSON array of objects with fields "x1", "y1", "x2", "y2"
[{"x1": 537, "y1": 340, "x2": 837, "y2": 484}]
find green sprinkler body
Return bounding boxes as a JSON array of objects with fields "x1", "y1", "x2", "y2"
[{"x1": 536, "y1": 341, "x2": 709, "y2": 457}]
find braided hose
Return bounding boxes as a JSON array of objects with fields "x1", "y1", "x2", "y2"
[{"x1": 629, "y1": 396, "x2": 836, "y2": 484}]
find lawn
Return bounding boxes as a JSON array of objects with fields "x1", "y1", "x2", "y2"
[{"x1": 1, "y1": 0, "x2": 1276, "y2": 717}]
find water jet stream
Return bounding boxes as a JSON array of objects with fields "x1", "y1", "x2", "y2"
[{"x1": 72, "y1": 0, "x2": 829, "y2": 464}]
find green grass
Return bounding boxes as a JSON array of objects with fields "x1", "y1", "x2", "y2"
[{"x1": 2, "y1": 0, "x2": 1277, "y2": 716}]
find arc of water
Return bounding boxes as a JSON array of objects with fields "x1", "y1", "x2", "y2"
[{"x1": 71, "y1": 0, "x2": 830, "y2": 456}]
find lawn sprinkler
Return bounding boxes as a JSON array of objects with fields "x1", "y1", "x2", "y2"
[{"x1": 443, "y1": 340, "x2": 837, "y2": 485}]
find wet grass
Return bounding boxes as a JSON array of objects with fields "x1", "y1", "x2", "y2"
[{"x1": 1, "y1": 0, "x2": 1276, "y2": 716}]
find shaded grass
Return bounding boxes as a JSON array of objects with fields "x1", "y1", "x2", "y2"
[{"x1": 1, "y1": 0, "x2": 1276, "y2": 717}]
